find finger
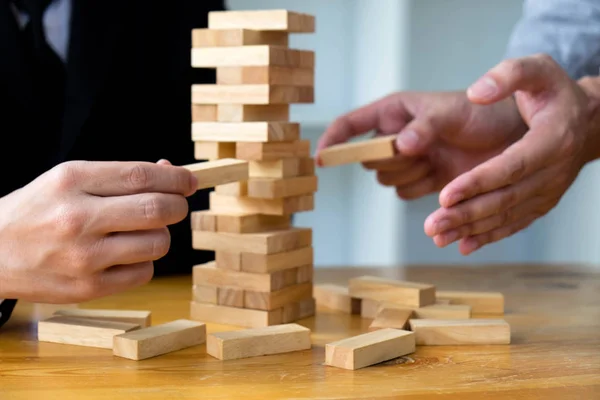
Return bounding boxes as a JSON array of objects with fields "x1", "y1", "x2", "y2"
[
  {"x1": 56, "y1": 160, "x2": 197, "y2": 197},
  {"x1": 87, "y1": 261, "x2": 155, "y2": 299},
  {"x1": 457, "y1": 215, "x2": 538, "y2": 255},
  {"x1": 94, "y1": 228, "x2": 171, "y2": 270},
  {"x1": 362, "y1": 154, "x2": 420, "y2": 171},
  {"x1": 395, "y1": 175, "x2": 438, "y2": 200},
  {"x1": 432, "y1": 195, "x2": 549, "y2": 247},
  {"x1": 156, "y1": 159, "x2": 172, "y2": 166},
  {"x1": 94, "y1": 193, "x2": 189, "y2": 233},
  {"x1": 394, "y1": 117, "x2": 440, "y2": 156},
  {"x1": 467, "y1": 54, "x2": 563, "y2": 104},
  {"x1": 377, "y1": 161, "x2": 431, "y2": 187}
]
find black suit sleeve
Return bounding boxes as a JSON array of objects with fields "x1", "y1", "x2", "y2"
[{"x1": 0, "y1": 299, "x2": 17, "y2": 329}]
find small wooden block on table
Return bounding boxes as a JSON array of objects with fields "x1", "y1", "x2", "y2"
[
  {"x1": 349, "y1": 275, "x2": 436, "y2": 308},
  {"x1": 368, "y1": 308, "x2": 413, "y2": 331},
  {"x1": 435, "y1": 290, "x2": 505, "y2": 314},
  {"x1": 52, "y1": 308, "x2": 151, "y2": 328},
  {"x1": 182, "y1": 159, "x2": 248, "y2": 190},
  {"x1": 314, "y1": 284, "x2": 361, "y2": 314},
  {"x1": 318, "y1": 136, "x2": 396, "y2": 166},
  {"x1": 408, "y1": 319, "x2": 511, "y2": 345}
]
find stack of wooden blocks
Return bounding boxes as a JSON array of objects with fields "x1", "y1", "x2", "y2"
[{"x1": 187, "y1": 10, "x2": 318, "y2": 328}]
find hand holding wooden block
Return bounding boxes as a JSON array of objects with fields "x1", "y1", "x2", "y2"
[{"x1": 182, "y1": 158, "x2": 249, "y2": 190}]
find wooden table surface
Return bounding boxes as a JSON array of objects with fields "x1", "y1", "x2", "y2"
[{"x1": 1, "y1": 264, "x2": 599, "y2": 399}]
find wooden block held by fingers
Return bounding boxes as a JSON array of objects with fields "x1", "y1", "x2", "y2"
[
  {"x1": 217, "y1": 66, "x2": 313, "y2": 86},
  {"x1": 206, "y1": 323, "x2": 311, "y2": 361},
  {"x1": 52, "y1": 309, "x2": 151, "y2": 328},
  {"x1": 192, "y1": 227, "x2": 311, "y2": 255},
  {"x1": 190, "y1": 302, "x2": 282, "y2": 328},
  {"x1": 217, "y1": 104, "x2": 290, "y2": 122},
  {"x1": 236, "y1": 140, "x2": 310, "y2": 161},
  {"x1": 191, "y1": 46, "x2": 314, "y2": 68},
  {"x1": 349, "y1": 276, "x2": 436, "y2": 308},
  {"x1": 208, "y1": 10, "x2": 315, "y2": 33},
  {"x1": 325, "y1": 328, "x2": 415, "y2": 370},
  {"x1": 182, "y1": 159, "x2": 249, "y2": 190},
  {"x1": 241, "y1": 246, "x2": 313, "y2": 274},
  {"x1": 194, "y1": 141, "x2": 236, "y2": 160},
  {"x1": 209, "y1": 191, "x2": 314, "y2": 215},
  {"x1": 192, "y1": 122, "x2": 299, "y2": 143},
  {"x1": 244, "y1": 282, "x2": 313, "y2": 311},
  {"x1": 247, "y1": 175, "x2": 317, "y2": 199},
  {"x1": 408, "y1": 319, "x2": 511, "y2": 345},
  {"x1": 314, "y1": 284, "x2": 361, "y2": 314},
  {"x1": 192, "y1": 28, "x2": 288, "y2": 47},
  {"x1": 191, "y1": 84, "x2": 314, "y2": 105},
  {"x1": 318, "y1": 136, "x2": 396, "y2": 167},
  {"x1": 38, "y1": 316, "x2": 140, "y2": 349},
  {"x1": 368, "y1": 308, "x2": 413, "y2": 331},
  {"x1": 435, "y1": 291, "x2": 504, "y2": 314},
  {"x1": 113, "y1": 319, "x2": 206, "y2": 360}
]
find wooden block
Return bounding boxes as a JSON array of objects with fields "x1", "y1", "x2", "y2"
[
  {"x1": 191, "y1": 46, "x2": 314, "y2": 68},
  {"x1": 193, "y1": 261, "x2": 297, "y2": 292},
  {"x1": 190, "y1": 210, "x2": 217, "y2": 232},
  {"x1": 296, "y1": 264, "x2": 313, "y2": 284},
  {"x1": 215, "y1": 181, "x2": 248, "y2": 196},
  {"x1": 113, "y1": 319, "x2": 206, "y2": 360},
  {"x1": 348, "y1": 276, "x2": 436, "y2": 308},
  {"x1": 192, "y1": 227, "x2": 312, "y2": 255},
  {"x1": 435, "y1": 291, "x2": 504, "y2": 314},
  {"x1": 217, "y1": 104, "x2": 290, "y2": 122},
  {"x1": 52, "y1": 309, "x2": 151, "y2": 328},
  {"x1": 191, "y1": 105, "x2": 217, "y2": 122},
  {"x1": 318, "y1": 136, "x2": 396, "y2": 167},
  {"x1": 246, "y1": 175, "x2": 317, "y2": 199},
  {"x1": 249, "y1": 157, "x2": 314, "y2": 178},
  {"x1": 282, "y1": 302, "x2": 299, "y2": 323},
  {"x1": 408, "y1": 319, "x2": 511, "y2": 345},
  {"x1": 217, "y1": 66, "x2": 313, "y2": 86},
  {"x1": 217, "y1": 212, "x2": 291, "y2": 233},
  {"x1": 215, "y1": 251, "x2": 241, "y2": 271},
  {"x1": 191, "y1": 84, "x2": 314, "y2": 105},
  {"x1": 37, "y1": 316, "x2": 140, "y2": 349},
  {"x1": 192, "y1": 285, "x2": 218, "y2": 304},
  {"x1": 208, "y1": 10, "x2": 315, "y2": 33},
  {"x1": 190, "y1": 301, "x2": 282, "y2": 328},
  {"x1": 236, "y1": 140, "x2": 310, "y2": 161},
  {"x1": 192, "y1": 28, "x2": 288, "y2": 47},
  {"x1": 368, "y1": 308, "x2": 413, "y2": 331},
  {"x1": 314, "y1": 284, "x2": 361, "y2": 314},
  {"x1": 413, "y1": 304, "x2": 471, "y2": 319},
  {"x1": 244, "y1": 282, "x2": 313, "y2": 311},
  {"x1": 360, "y1": 298, "x2": 381, "y2": 319},
  {"x1": 241, "y1": 246, "x2": 313, "y2": 274},
  {"x1": 209, "y1": 191, "x2": 314, "y2": 215},
  {"x1": 218, "y1": 287, "x2": 245, "y2": 308},
  {"x1": 194, "y1": 141, "x2": 236, "y2": 160},
  {"x1": 298, "y1": 297, "x2": 316, "y2": 319},
  {"x1": 182, "y1": 159, "x2": 248, "y2": 190},
  {"x1": 192, "y1": 122, "x2": 299, "y2": 143},
  {"x1": 207, "y1": 323, "x2": 311, "y2": 361},
  {"x1": 325, "y1": 328, "x2": 415, "y2": 370}
]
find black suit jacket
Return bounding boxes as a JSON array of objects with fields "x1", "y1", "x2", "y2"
[{"x1": 0, "y1": 0, "x2": 225, "y2": 327}]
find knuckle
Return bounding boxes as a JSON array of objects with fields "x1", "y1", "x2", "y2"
[
  {"x1": 73, "y1": 277, "x2": 103, "y2": 301},
  {"x1": 458, "y1": 207, "x2": 472, "y2": 224},
  {"x1": 505, "y1": 157, "x2": 527, "y2": 183},
  {"x1": 141, "y1": 194, "x2": 167, "y2": 222},
  {"x1": 534, "y1": 53, "x2": 556, "y2": 67},
  {"x1": 499, "y1": 207, "x2": 512, "y2": 226},
  {"x1": 54, "y1": 204, "x2": 86, "y2": 238},
  {"x1": 504, "y1": 58, "x2": 526, "y2": 82},
  {"x1": 151, "y1": 229, "x2": 171, "y2": 259},
  {"x1": 51, "y1": 161, "x2": 81, "y2": 191},
  {"x1": 126, "y1": 164, "x2": 153, "y2": 192},
  {"x1": 560, "y1": 131, "x2": 577, "y2": 157}
]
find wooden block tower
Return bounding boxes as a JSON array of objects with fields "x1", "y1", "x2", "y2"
[{"x1": 188, "y1": 10, "x2": 317, "y2": 328}]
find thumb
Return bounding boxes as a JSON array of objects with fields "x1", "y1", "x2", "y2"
[{"x1": 395, "y1": 118, "x2": 437, "y2": 156}]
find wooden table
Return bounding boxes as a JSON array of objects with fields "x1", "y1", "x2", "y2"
[{"x1": 1, "y1": 264, "x2": 599, "y2": 399}]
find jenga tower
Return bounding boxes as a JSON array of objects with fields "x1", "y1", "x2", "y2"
[{"x1": 188, "y1": 10, "x2": 317, "y2": 328}]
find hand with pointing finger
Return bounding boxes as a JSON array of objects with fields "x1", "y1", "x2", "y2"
[
  {"x1": 0, "y1": 159, "x2": 197, "y2": 303},
  {"x1": 425, "y1": 54, "x2": 600, "y2": 254}
]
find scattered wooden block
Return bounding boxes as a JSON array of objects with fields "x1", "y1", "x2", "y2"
[
  {"x1": 191, "y1": 105, "x2": 217, "y2": 122},
  {"x1": 191, "y1": 46, "x2": 314, "y2": 69},
  {"x1": 191, "y1": 84, "x2": 314, "y2": 105},
  {"x1": 192, "y1": 28, "x2": 288, "y2": 47},
  {"x1": 249, "y1": 157, "x2": 314, "y2": 178},
  {"x1": 208, "y1": 191, "x2": 314, "y2": 215},
  {"x1": 37, "y1": 316, "x2": 140, "y2": 349},
  {"x1": 207, "y1": 323, "x2": 311, "y2": 361},
  {"x1": 408, "y1": 319, "x2": 511, "y2": 345},
  {"x1": 190, "y1": 301, "x2": 282, "y2": 328},
  {"x1": 435, "y1": 291, "x2": 504, "y2": 314},
  {"x1": 192, "y1": 227, "x2": 312, "y2": 254},
  {"x1": 325, "y1": 328, "x2": 415, "y2": 370},
  {"x1": 193, "y1": 261, "x2": 297, "y2": 292},
  {"x1": 236, "y1": 140, "x2": 310, "y2": 161},
  {"x1": 193, "y1": 141, "x2": 236, "y2": 160},
  {"x1": 217, "y1": 66, "x2": 313, "y2": 86},
  {"x1": 368, "y1": 308, "x2": 413, "y2": 331},
  {"x1": 318, "y1": 136, "x2": 396, "y2": 167},
  {"x1": 191, "y1": 210, "x2": 291, "y2": 233},
  {"x1": 413, "y1": 304, "x2": 471, "y2": 319},
  {"x1": 247, "y1": 175, "x2": 317, "y2": 199},
  {"x1": 182, "y1": 159, "x2": 249, "y2": 190},
  {"x1": 241, "y1": 246, "x2": 313, "y2": 274},
  {"x1": 349, "y1": 276, "x2": 436, "y2": 308},
  {"x1": 217, "y1": 104, "x2": 290, "y2": 122},
  {"x1": 313, "y1": 284, "x2": 361, "y2": 314},
  {"x1": 208, "y1": 10, "x2": 315, "y2": 33},
  {"x1": 52, "y1": 309, "x2": 151, "y2": 328},
  {"x1": 244, "y1": 282, "x2": 313, "y2": 311},
  {"x1": 360, "y1": 298, "x2": 381, "y2": 319},
  {"x1": 192, "y1": 122, "x2": 300, "y2": 143},
  {"x1": 113, "y1": 319, "x2": 206, "y2": 360}
]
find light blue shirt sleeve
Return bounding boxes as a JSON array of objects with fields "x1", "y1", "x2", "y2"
[{"x1": 505, "y1": 0, "x2": 600, "y2": 79}]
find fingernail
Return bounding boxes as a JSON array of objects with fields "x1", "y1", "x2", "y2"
[
  {"x1": 396, "y1": 130, "x2": 419, "y2": 151},
  {"x1": 435, "y1": 219, "x2": 452, "y2": 234},
  {"x1": 467, "y1": 76, "x2": 498, "y2": 100}
]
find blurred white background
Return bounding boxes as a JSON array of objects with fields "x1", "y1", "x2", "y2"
[{"x1": 226, "y1": 0, "x2": 600, "y2": 268}]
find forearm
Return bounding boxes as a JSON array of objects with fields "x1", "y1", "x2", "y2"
[{"x1": 505, "y1": 0, "x2": 600, "y2": 79}]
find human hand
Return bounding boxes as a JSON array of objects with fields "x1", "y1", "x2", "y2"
[
  {"x1": 0, "y1": 159, "x2": 197, "y2": 303},
  {"x1": 425, "y1": 54, "x2": 600, "y2": 254},
  {"x1": 315, "y1": 90, "x2": 526, "y2": 199}
]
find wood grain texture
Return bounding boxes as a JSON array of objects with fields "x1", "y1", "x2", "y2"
[
  {"x1": 191, "y1": 122, "x2": 300, "y2": 143},
  {"x1": 191, "y1": 46, "x2": 314, "y2": 68},
  {"x1": 318, "y1": 136, "x2": 396, "y2": 166},
  {"x1": 3, "y1": 264, "x2": 599, "y2": 399},
  {"x1": 217, "y1": 66, "x2": 313, "y2": 86},
  {"x1": 191, "y1": 29, "x2": 288, "y2": 47},
  {"x1": 207, "y1": 10, "x2": 315, "y2": 33},
  {"x1": 191, "y1": 84, "x2": 314, "y2": 104},
  {"x1": 182, "y1": 159, "x2": 248, "y2": 190}
]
